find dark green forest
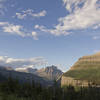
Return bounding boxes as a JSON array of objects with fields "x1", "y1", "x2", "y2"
[{"x1": 0, "y1": 77, "x2": 100, "y2": 100}]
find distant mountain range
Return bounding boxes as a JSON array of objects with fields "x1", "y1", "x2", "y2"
[
  {"x1": 2, "y1": 52, "x2": 100, "y2": 87},
  {"x1": 0, "y1": 65, "x2": 53, "y2": 86},
  {"x1": 0, "y1": 65, "x2": 63, "y2": 86},
  {"x1": 61, "y1": 52, "x2": 100, "y2": 86},
  {"x1": 15, "y1": 65, "x2": 63, "y2": 81}
]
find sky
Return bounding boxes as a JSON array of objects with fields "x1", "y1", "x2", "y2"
[{"x1": 0, "y1": 0, "x2": 100, "y2": 72}]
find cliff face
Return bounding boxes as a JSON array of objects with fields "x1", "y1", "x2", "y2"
[
  {"x1": 61, "y1": 76, "x2": 89, "y2": 87},
  {"x1": 61, "y1": 52, "x2": 100, "y2": 87}
]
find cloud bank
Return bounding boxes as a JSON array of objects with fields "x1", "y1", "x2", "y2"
[
  {"x1": 35, "y1": 0, "x2": 100, "y2": 36},
  {"x1": 0, "y1": 56, "x2": 48, "y2": 69}
]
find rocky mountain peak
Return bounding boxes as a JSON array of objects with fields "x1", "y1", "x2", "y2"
[{"x1": 36, "y1": 65, "x2": 63, "y2": 81}]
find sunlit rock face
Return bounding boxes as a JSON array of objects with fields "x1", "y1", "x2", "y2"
[
  {"x1": 61, "y1": 76, "x2": 89, "y2": 87},
  {"x1": 36, "y1": 65, "x2": 63, "y2": 81},
  {"x1": 61, "y1": 52, "x2": 100, "y2": 87}
]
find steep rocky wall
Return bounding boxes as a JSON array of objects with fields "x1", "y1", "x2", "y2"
[{"x1": 61, "y1": 76, "x2": 89, "y2": 87}]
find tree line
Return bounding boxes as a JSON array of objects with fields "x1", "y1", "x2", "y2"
[{"x1": 0, "y1": 77, "x2": 100, "y2": 100}]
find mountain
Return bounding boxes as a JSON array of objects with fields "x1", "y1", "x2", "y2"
[
  {"x1": 61, "y1": 52, "x2": 100, "y2": 86},
  {"x1": 0, "y1": 66, "x2": 52, "y2": 86},
  {"x1": 15, "y1": 65, "x2": 63, "y2": 81},
  {"x1": 36, "y1": 65, "x2": 63, "y2": 81}
]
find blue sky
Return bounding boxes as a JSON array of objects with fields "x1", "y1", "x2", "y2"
[{"x1": 0, "y1": 0, "x2": 100, "y2": 72}]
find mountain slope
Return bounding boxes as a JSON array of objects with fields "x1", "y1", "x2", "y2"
[
  {"x1": 62, "y1": 52, "x2": 100, "y2": 86},
  {"x1": 0, "y1": 66, "x2": 52, "y2": 86},
  {"x1": 36, "y1": 65, "x2": 63, "y2": 81},
  {"x1": 15, "y1": 65, "x2": 63, "y2": 81}
]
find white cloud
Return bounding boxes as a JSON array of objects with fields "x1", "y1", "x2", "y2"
[
  {"x1": 35, "y1": 0, "x2": 100, "y2": 36},
  {"x1": 15, "y1": 13, "x2": 26, "y2": 19},
  {"x1": 3, "y1": 25, "x2": 25, "y2": 37},
  {"x1": 31, "y1": 10, "x2": 46, "y2": 17},
  {"x1": 0, "y1": 22, "x2": 28, "y2": 37},
  {"x1": 0, "y1": 56, "x2": 48, "y2": 69},
  {"x1": 34, "y1": 24, "x2": 70, "y2": 36},
  {"x1": 32, "y1": 31, "x2": 38, "y2": 40},
  {"x1": 15, "y1": 9, "x2": 46, "y2": 19},
  {"x1": 0, "y1": 22, "x2": 38, "y2": 40},
  {"x1": 15, "y1": 65, "x2": 34, "y2": 71},
  {"x1": 0, "y1": 22, "x2": 8, "y2": 26}
]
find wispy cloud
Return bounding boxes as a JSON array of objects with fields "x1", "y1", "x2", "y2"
[
  {"x1": 0, "y1": 22, "x2": 38, "y2": 40},
  {"x1": 3, "y1": 24, "x2": 25, "y2": 37},
  {"x1": 34, "y1": 24, "x2": 70, "y2": 36},
  {"x1": 15, "y1": 9, "x2": 46, "y2": 19},
  {"x1": 0, "y1": 56, "x2": 48, "y2": 69},
  {"x1": 35, "y1": 0, "x2": 100, "y2": 36}
]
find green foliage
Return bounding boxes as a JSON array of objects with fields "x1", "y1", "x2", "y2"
[
  {"x1": 63, "y1": 61, "x2": 100, "y2": 84},
  {"x1": 64, "y1": 68, "x2": 100, "y2": 83},
  {"x1": 0, "y1": 77, "x2": 100, "y2": 100}
]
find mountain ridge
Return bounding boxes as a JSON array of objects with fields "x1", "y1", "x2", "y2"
[
  {"x1": 62, "y1": 52, "x2": 100, "y2": 86},
  {"x1": 0, "y1": 66, "x2": 53, "y2": 86},
  {"x1": 15, "y1": 65, "x2": 63, "y2": 81}
]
